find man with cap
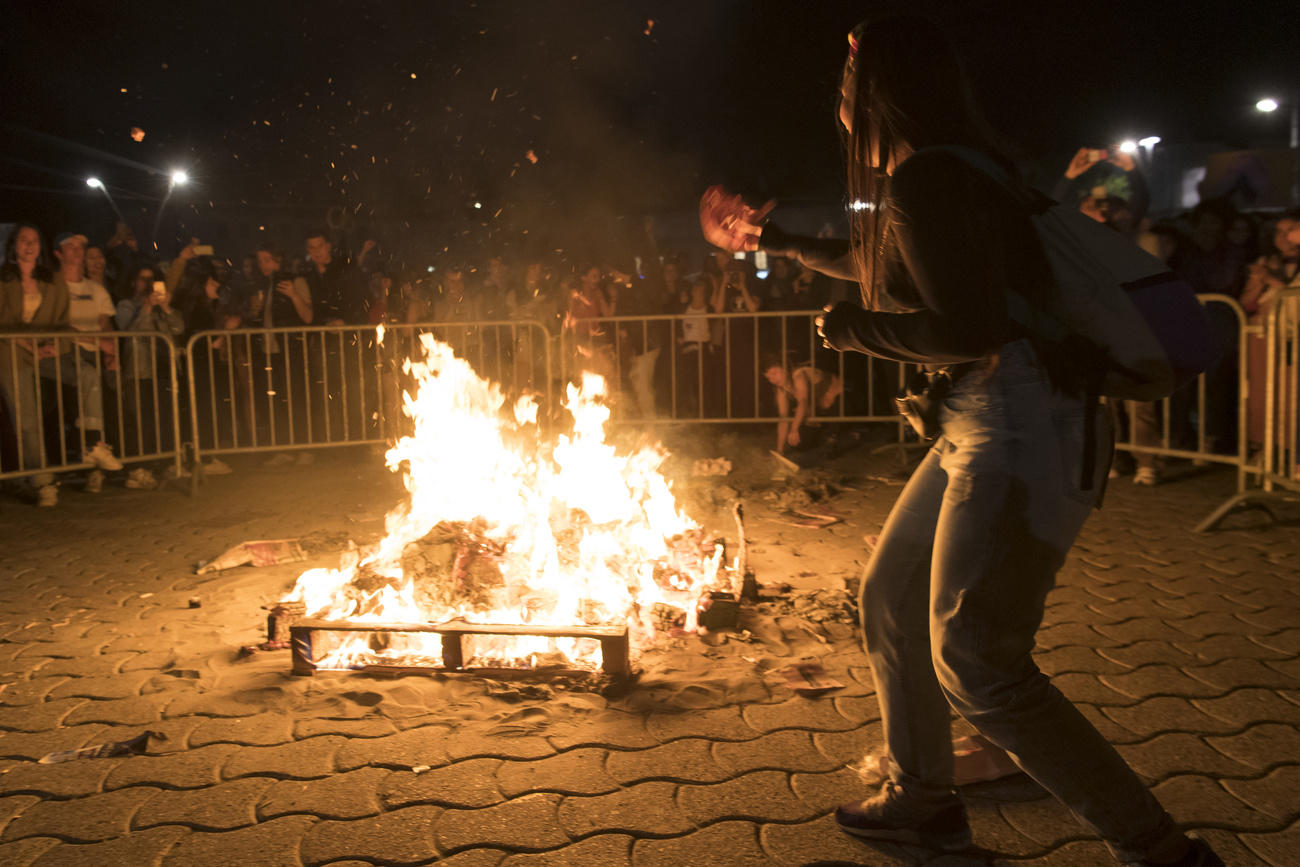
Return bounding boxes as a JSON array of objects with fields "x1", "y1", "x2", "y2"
[{"x1": 54, "y1": 231, "x2": 123, "y2": 492}]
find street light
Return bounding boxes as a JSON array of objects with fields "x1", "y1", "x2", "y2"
[
  {"x1": 86, "y1": 177, "x2": 103, "y2": 189},
  {"x1": 1256, "y1": 97, "x2": 1279, "y2": 113},
  {"x1": 85, "y1": 176, "x2": 124, "y2": 220},
  {"x1": 170, "y1": 170, "x2": 189, "y2": 185},
  {"x1": 151, "y1": 168, "x2": 191, "y2": 249},
  {"x1": 1138, "y1": 136, "x2": 1162, "y2": 149},
  {"x1": 1255, "y1": 94, "x2": 1298, "y2": 204},
  {"x1": 1118, "y1": 140, "x2": 1139, "y2": 155}
]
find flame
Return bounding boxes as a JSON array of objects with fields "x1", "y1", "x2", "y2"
[{"x1": 285, "y1": 333, "x2": 724, "y2": 670}]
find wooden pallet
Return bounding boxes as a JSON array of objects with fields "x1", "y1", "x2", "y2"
[{"x1": 288, "y1": 619, "x2": 631, "y2": 679}]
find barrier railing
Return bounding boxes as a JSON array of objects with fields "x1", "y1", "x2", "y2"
[
  {"x1": 1197, "y1": 288, "x2": 1300, "y2": 531},
  {"x1": 184, "y1": 320, "x2": 553, "y2": 487},
  {"x1": 557, "y1": 310, "x2": 911, "y2": 439},
  {"x1": 0, "y1": 330, "x2": 183, "y2": 485}
]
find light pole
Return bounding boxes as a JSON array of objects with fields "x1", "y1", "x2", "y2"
[
  {"x1": 85, "y1": 177, "x2": 125, "y2": 222},
  {"x1": 1256, "y1": 95, "x2": 1299, "y2": 204},
  {"x1": 150, "y1": 169, "x2": 190, "y2": 250}
]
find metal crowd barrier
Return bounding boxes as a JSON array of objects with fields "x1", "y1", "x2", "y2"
[
  {"x1": 557, "y1": 310, "x2": 912, "y2": 438},
  {"x1": 1197, "y1": 289, "x2": 1300, "y2": 531},
  {"x1": 184, "y1": 320, "x2": 553, "y2": 489},
  {"x1": 0, "y1": 330, "x2": 183, "y2": 485}
]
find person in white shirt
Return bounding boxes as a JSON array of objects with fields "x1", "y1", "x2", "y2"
[{"x1": 53, "y1": 232, "x2": 123, "y2": 491}]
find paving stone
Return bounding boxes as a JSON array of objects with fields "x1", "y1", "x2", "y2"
[
  {"x1": 1116, "y1": 732, "x2": 1254, "y2": 782},
  {"x1": 1074, "y1": 702, "x2": 1150, "y2": 745},
  {"x1": 1240, "y1": 818, "x2": 1300, "y2": 867},
  {"x1": 31, "y1": 655, "x2": 134, "y2": 679},
  {"x1": 558, "y1": 781, "x2": 688, "y2": 838},
  {"x1": 61, "y1": 696, "x2": 162, "y2": 727},
  {"x1": 445, "y1": 731, "x2": 557, "y2": 762},
  {"x1": 1190, "y1": 827, "x2": 1265, "y2": 867},
  {"x1": 188, "y1": 711, "x2": 295, "y2": 747},
  {"x1": 136, "y1": 777, "x2": 274, "y2": 830},
  {"x1": 499, "y1": 833, "x2": 632, "y2": 866},
  {"x1": 439, "y1": 793, "x2": 566, "y2": 852},
  {"x1": 632, "y1": 820, "x2": 769, "y2": 866},
  {"x1": 833, "y1": 695, "x2": 881, "y2": 725},
  {"x1": 788, "y1": 766, "x2": 865, "y2": 814},
  {"x1": 259, "y1": 766, "x2": 388, "y2": 821},
  {"x1": 0, "y1": 795, "x2": 40, "y2": 836},
  {"x1": 1221, "y1": 766, "x2": 1300, "y2": 822},
  {"x1": 334, "y1": 723, "x2": 453, "y2": 771},
  {"x1": 1193, "y1": 689, "x2": 1300, "y2": 728},
  {"x1": 994, "y1": 795, "x2": 1086, "y2": 851},
  {"x1": 0, "y1": 700, "x2": 89, "y2": 733},
  {"x1": 162, "y1": 691, "x2": 267, "y2": 718},
  {"x1": 603, "y1": 739, "x2": 730, "y2": 784},
  {"x1": 1148, "y1": 774, "x2": 1278, "y2": 831},
  {"x1": 966, "y1": 797, "x2": 1058, "y2": 857},
  {"x1": 300, "y1": 804, "x2": 440, "y2": 866},
  {"x1": 497, "y1": 748, "x2": 618, "y2": 797},
  {"x1": 1024, "y1": 838, "x2": 1118, "y2": 865},
  {"x1": 0, "y1": 758, "x2": 121, "y2": 798},
  {"x1": 2, "y1": 786, "x2": 158, "y2": 843},
  {"x1": 1206, "y1": 723, "x2": 1300, "y2": 771},
  {"x1": 382, "y1": 759, "x2": 505, "y2": 809},
  {"x1": 712, "y1": 729, "x2": 840, "y2": 776},
  {"x1": 1092, "y1": 618, "x2": 1202, "y2": 645},
  {"x1": 28, "y1": 825, "x2": 188, "y2": 867},
  {"x1": 222, "y1": 735, "x2": 347, "y2": 780},
  {"x1": 1184, "y1": 658, "x2": 1300, "y2": 692},
  {"x1": 678, "y1": 769, "x2": 816, "y2": 825},
  {"x1": 1095, "y1": 641, "x2": 1196, "y2": 671},
  {"x1": 1099, "y1": 665, "x2": 1229, "y2": 701},
  {"x1": 644, "y1": 705, "x2": 760, "y2": 743},
  {"x1": 546, "y1": 713, "x2": 658, "y2": 752},
  {"x1": 1034, "y1": 645, "x2": 1131, "y2": 676},
  {"x1": 293, "y1": 716, "x2": 398, "y2": 739},
  {"x1": 46, "y1": 672, "x2": 156, "y2": 702},
  {"x1": 104, "y1": 744, "x2": 239, "y2": 790},
  {"x1": 1170, "y1": 611, "x2": 1266, "y2": 639},
  {"x1": 1253, "y1": 628, "x2": 1300, "y2": 656},
  {"x1": 1049, "y1": 673, "x2": 1136, "y2": 706},
  {"x1": 0, "y1": 680, "x2": 71, "y2": 708},
  {"x1": 163, "y1": 814, "x2": 316, "y2": 866},
  {"x1": 741, "y1": 697, "x2": 859, "y2": 735},
  {"x1": 1103, "y1": 697, "x2": 1241, "y2": 739},
  {"x1": 1265, "y1": 658, "x2": 1300, "y2": 681},
  {"x1": 760, "y1": 813, "x2": 917, "y2": 865},
  {"x1": 437, "y1": 850, "x2": 507, "y2": 867},
  {"x1": 811, "y1": 721, "x2": 885, "y2": 766},
  {"x1": 1173, "y1": 633, "x2": 1291, "y2": 663},
  {"x1": 0, "y1": 726, "x2": 111, "y2": 762},
  {"x1": 0, "y1": 837, "x2": 61, "y2": 865}
]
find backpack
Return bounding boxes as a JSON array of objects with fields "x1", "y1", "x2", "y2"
[{"x1": 933, "y1": 146, "x2": 1220, "y2": 401}]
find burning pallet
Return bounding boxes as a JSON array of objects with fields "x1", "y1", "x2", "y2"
[{"x1": 289, "y1": 619, "x2": 632, "y2": 679}]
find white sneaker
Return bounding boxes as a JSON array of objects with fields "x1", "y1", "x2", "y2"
[
  {"x1": 263, "y1": 453, "x2": 295, "y2": 468},
  {"x1": 37, "y1": 485, "x2": 58, "y2": 508},
  {"x1": 125, "y1": 468, "x2": 159, "y2": 490},
  {"x1": 204, "y1": 458, "x2": 234, "y2": 475},
  {"x1": 84, "y1": 441, "x2": 124, "y2": 471},
  {"x1": 85, "y1": 470, "x2": 104, "y2": 493},
  {"x1": 295, "y1": 452, "x2": 314, "y2": 466},
  {"x1": 1133, "y1": 467, "x2": 1159, "y2": 486}
]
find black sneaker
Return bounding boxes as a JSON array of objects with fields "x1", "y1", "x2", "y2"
[
  {"x1": 834, "y1": 782, "x2": 972, "y2": 851},
  {"x1": 1128, "y1": 835, "x2": 1225, "y2": 867}
]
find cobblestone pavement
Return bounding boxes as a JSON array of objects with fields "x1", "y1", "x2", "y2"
[{"x1": 0, "y1": 444, "x2": 1297, "y2": 866}]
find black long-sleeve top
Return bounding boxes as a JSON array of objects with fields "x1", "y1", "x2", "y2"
[{"x1": 761, "y1": 148, "x2": 1057, "y2": 366}]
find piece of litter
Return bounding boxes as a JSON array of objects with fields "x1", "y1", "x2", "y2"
[
  {"x1": 39, "y1": 730, "x2": 166, "y2": 763},
  {"x1": 139, "y1": 593, "x2": 154, "y2": 599},
  {"x1": 782, "y1": 661, "x2": 844, "y2": 696},
  {"x1": 410, "y1": 764, "x2": 432, "y2": 774},
  {"x1": 188, "y1": 597, "x2": 201, "y2": 608},
  {"x1": 692, "y1": 457, "x2": 732, "y2": 477},
  {"x1": 197, "y1": 539, "x2": 307, "y2": 574}
]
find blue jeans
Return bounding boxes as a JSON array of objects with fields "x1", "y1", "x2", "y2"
[{"x1": 860, "y1": 339, "x2": 1175, "y2": 862}]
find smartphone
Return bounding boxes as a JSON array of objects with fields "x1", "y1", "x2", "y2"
[
  {"x1": 152, "y1": 281, "x2": 166, "y2": 298},
  {"x1": 193, "y1": 244, "x2": 214, "y2": 256}
]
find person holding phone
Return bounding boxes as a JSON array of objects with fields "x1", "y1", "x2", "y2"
[
  {"x1": 115, "y1": 265, "x2": 184, "y2": 472},
  {"x1": 700, "y1": 13, "x2": 1220, "y2": 867}
]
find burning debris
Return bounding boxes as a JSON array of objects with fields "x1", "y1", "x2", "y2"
[{"x1": 282, "y1": 334, "x2": 735, "y2": 676}]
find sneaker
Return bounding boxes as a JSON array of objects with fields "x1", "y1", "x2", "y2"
[
  {"x1": 295, "y1": 452, "x2": 314, "y2": 466},
  {"x1": 125, "y1": 468, "x2": 159, "y2": 490},
  {"x1": 203, "y1": 458, "x2": 234, "y2": 475},
  {"x1": 85, "y1": 470, "x2": 104, "y2": 493},
  {"x1": 834, "y1": 782, "x2": 971, "y2": 851},
  {"x1": 1127, "y1": 833, "x2": 1225, "y2": 866},
  {"x1": 36, "y1": 484, "x2": 58, "y2": 508},
  {"x1": 1133, "y1": 467, "x2": 1159, "y2": 486},
  {"x1": 262, "y1": 453, "x2": 295, "y2": 468},
  {"x1": 84, "y1": 441, "x2": 124, "y2": 471},
  {"x1": 163, "y1": 464, "x2": 191, "y2": 480}
]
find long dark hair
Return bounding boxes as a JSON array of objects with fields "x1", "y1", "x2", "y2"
[
  {"x1": 0, "y1": 222, "x2": 54, "y2": 282},
  {"x1": 841, "y1": 14, "x2": 1013, "y2": 307}
]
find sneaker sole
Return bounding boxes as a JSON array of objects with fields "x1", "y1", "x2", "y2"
[{"x1": 837, "y1": 824, "x2": 972, "y2": 851}]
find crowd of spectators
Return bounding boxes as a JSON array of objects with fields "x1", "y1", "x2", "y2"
[{"x1": 3, "y1": 165, "x2": 1299, "y2": 506}]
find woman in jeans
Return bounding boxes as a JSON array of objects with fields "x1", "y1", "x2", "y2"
[{"x1": 701, "y1": 13, "x2": 1219, "y2": 867}]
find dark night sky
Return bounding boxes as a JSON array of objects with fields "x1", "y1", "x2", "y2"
[{"x1": 1, "y1": 0, "x2": 1295, "y2": 254}]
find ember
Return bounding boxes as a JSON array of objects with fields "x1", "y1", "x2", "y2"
[{"x1": 283, "y1": 333, "x2": 729, "y2": 673}]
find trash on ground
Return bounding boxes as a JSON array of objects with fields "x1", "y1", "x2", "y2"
[
  {"x1": 197, "y1": 539, "x2": 307, "y2": 574},
  {"x1": 782, "y1": 661, "x2": 845, "y2": 695},
  {"x1": 39, "y1": 731, "x2": 167, "y2": 763},
  {"x1": 188, "y1": 597, "x2": 202, "y2": 608},
  {"x1": 692, "y1": 457, "x2": 732, "y2": 477},
  {"x1": 238, "y1": 640, "x2": 292, "y2": 656}
]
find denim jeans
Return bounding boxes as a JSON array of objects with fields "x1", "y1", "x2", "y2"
[{"x1": 859, "y1": 339, "x2": 1175, "y2": 862}]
